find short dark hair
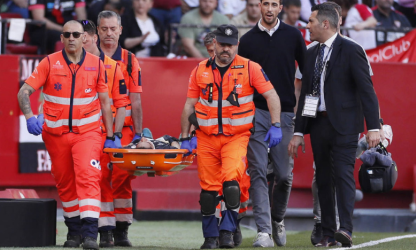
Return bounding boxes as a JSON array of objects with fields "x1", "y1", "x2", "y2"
[
  {"x1": 204, "y1": 32, "x2": 216, "y2": 46},
  {"x1": 80, "y1": 20, "x2": 97, "y2": 36},
  {"x1": 97, "y1": 10, "x2": 121, "y2": 27},
  {"x1": 311, "y1": 3, "x2": 338, "y2": 29},
  {"x1": 327, "y1": 0, "x2": 343, "y2": 14},
  {"x1": 283, "y1": 0, "x2": 301, "y2": 8},
  {"x1": 260, "y1": 0, "x2": 283, "y2": 5}
]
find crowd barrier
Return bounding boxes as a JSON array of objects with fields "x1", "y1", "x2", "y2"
[{"x1": 0, "y1": 55, "x2": 415, "y2": 207}]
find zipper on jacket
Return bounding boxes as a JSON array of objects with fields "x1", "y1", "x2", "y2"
[
  {"x1": 217, "y1": 79, "x2": 223, "y2": 134},
  {"x1": 68, "y1": 72, "x2": 76, "y2": 132}
]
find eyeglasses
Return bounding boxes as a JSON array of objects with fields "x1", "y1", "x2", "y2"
[{"x1": 62, "y1": 32, "x2": 82, "y2": 38}]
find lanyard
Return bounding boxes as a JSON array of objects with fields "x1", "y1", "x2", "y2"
[{"x1": 312, "y1": 43, "x2": 334, "y2": 96}]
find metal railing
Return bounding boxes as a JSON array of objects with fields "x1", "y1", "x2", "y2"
[
  {"x1": 168, "y1": 23, "x2": 414, "y2": 54},
  {"x1": 0, "y1": 18, "x2": 47, "y2": 54}
]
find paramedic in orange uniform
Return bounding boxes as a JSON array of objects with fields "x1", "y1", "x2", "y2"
[
  {"x1": 204, "y1": 31, "x2": 251, "y2": 248},
  {"x1": 180, "y1": 24, "x2": 283, "y2": 249},
  {"x1": 17, "y1": 20, "x2": 116, "y2": 250},
  {"x1": 80, "y1": 19, "x2": 131, "y2": 248},
  {"x1": 96, "y1": 10, "x2": 143, "y2": 247}
]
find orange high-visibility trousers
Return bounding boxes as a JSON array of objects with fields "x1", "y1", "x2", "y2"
[
  {"x1": 43, "y1": 128, "x2": 102, "y2": 220},
  {"x1": 196, "y1": 130, "x2": 250, "y2": 191},
  {"x1": 99, "y1": 126, "x2": 136, "y2": 229}
]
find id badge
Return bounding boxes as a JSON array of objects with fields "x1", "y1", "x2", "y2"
[{"x1": 302, "y1": 95, "x2": 319, "y2": 118}]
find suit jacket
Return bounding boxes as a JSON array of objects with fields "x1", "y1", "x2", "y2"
[
  {"x1": 120, "y1": 9, "x2": 166, "y2": 57},
  {"x1": 294, "y1": 34, "x2": 380, "y2": 135}
]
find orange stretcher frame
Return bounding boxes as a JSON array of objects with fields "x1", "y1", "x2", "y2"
[{"x1": 103, "y1": 148, "x2": 195, "y2": 177}]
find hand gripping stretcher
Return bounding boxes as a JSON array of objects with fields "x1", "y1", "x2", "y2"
[{"x1": 103, "y1": 149, "x2": 195, "y2": 177}]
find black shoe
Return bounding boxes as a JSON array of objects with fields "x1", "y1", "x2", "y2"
[
  {"x1": 219, "y1": 230, "x2": 234, "y2": 248},
  {"x1": 63, "y1": 234, "x2": 82, "y2": 248},
  {"x1": 311, "y1": 222, "x2": 323, "y2": 245},
  {"x1": 113, "y1": 222, "x2": 132, "y2": 247},
  {"x1": 200, "y1": 237, "x2": 219, "y2": 249},
  {"x1": 334, "y1": 229, "x2": 353, "y2": 247},
  {"x1": 83, "y1": 237, "x2": 99, "y2": 250},
  {"x1": 99, "y1": 231, "x2": 114, "y2": 248},
  {"x1": 233, "y1": 225, "x2": 242, "y2": 247}
]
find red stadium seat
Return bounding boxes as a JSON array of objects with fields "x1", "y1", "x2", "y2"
[
  {"x1": 0, "y1": 13, "x2": 39, "y2": 55},
  {"x1": 55, "y1": 41, "x2": 64, "y2": 52}
]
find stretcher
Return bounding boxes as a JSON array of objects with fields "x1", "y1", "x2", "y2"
[{"x1": 103, "y1": 148, "x2": 195, "y2": 177}]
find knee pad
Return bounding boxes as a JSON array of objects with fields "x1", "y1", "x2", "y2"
[
  {"x1": 223, "y1": 180, "x2": 240, "y2": 210},
  {"x1": 199, "y1": 190, "x2": 219, "y2": 215}
]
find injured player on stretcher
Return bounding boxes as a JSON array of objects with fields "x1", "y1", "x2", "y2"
[{"x1": 124, "y1": 128, "x2": 180, "y2": 149}]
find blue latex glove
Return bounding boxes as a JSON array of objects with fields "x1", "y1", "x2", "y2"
[
  {"x1": 114, "y1": 134, "x2": 122, "y2": 148},
  {"x1": 27, "y1": 116, "x2": 43, "y2": 135},
  {"x1": 264, "y1": 126, "x2": 282, "y2": 148},
  {"x1": 181, "y1": 139, "x2": 193, "y2": 156},
  {"x1": 37, "y1": 114, "x2": 44, "y2": 126},
  {"x1": 131, "y1": 133, "x2": 142, "y2": 144},
  {"x1": 104, "y1": 139, "x2": 117, "y2": 149},
  {"x1": 190, "y1": 137, "x2": 197, "y2": 150}
]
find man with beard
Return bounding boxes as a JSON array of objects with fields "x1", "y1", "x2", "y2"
[
  {"x1": 238, "y1": 0, "x2": 306, "y2": 247},
  {"x1": 178, "y1": 0, "x2": 229, "y2": 58},
  {"x1": 372, "y1": 0, "x2": 411, "y2": 46},
  {"x1": 180, "y1": 24, "x2": 282, "y2": 248}
]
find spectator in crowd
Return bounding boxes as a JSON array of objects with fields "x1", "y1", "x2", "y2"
[
  {"x1": 299, "y1": 0, "x2": 327, "y2": 23},
  {"x1": 181, "y1": 0, "x2": 199, "y2": 13},
  {"x1": 343, "y1": 0, "x2": 378, "y2": 49},
  {"x1": 218, "y1": 0, "x2": 247, "y2": 19},
  {"x1": 283, "y1": 0, "x2": 310, "y2": 41},
  {"x1": 178, "y1": 0, "x2": 229, "y2": 58},
  {"x1": 372, "y1": 0, "x2": 411, "y2": 46},
  {"x1": 28, "y1": 0, "x2": 86, "y2": 53},
  {"x1": 120, "y1": 0, "x2": 166, "y2": 57},
  {"x1": 3, "y1": 0, "x2": 29, "y2": 18},
  {"x1": 230, "y1": 0, "x2": 261, "y2": 38},
  {"x1": 396, "y1": 0, "x2": 416, "y2": 27},
  {"x1": 149, "y1": 0, "x2": 182, "y2": 28},
  {"x1": 88, "y1": 0, "x2": 129, "y2": 28}
]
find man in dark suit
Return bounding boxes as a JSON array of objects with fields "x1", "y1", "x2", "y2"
[{"x1": 288, "y1": 3, "x2": 381, "y2": 247}]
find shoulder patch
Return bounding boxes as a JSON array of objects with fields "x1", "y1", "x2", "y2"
[{"x1": 119, "y1": 79, "x2": 127, "y2": 94}]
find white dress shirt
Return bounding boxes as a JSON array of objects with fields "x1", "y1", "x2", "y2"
[
  {"x1": 258, "y1": 18, "x2": 280, "y2": 36},
  {"x1": 294, "y1": 32, "x2": 378, "y2": 137}
]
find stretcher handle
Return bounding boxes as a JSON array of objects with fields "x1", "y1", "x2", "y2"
[{"x1": 103, "y1": 148, "x2": 190, "y2": 154}]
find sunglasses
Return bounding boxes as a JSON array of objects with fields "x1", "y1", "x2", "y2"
[{"x1": 62, "y1": 32, "x2": 83, "y2": 38}]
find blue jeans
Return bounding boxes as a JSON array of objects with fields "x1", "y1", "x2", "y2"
[
  {"x1": 6, "y1": 1, "x2": 29, "y2": 18},
  {"x1": 149, "y1": 6, "x2": 181, "y2": 28}
]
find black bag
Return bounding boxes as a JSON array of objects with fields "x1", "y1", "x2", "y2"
[{"x1": 358, "y1": 144, "x2": 398, "y2": 193}]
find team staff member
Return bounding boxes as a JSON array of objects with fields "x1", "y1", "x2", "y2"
[
  {"x1": 180, "y1": 24, "x2": 282, "y2": 249},
  {"x1": 80, "y1": 19, "x2": 131, "y2": 248},
  {"x1": 289, "y1": 4, "x2": 380, "y2": 247},
  {"x1": 96, "y1": 10, "x2": 144, "y2": 247},
  {"x1": 17, "y1": 20, "x2": 116, "y2": 250},
  {"x1": 238, "y1": 0, "x2": 306, "y2": 247},
  {"x1": 203, "y1": 31, "x2": 251, "y2": 248}
]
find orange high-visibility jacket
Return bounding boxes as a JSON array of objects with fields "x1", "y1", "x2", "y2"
[
  {"x1": 110, "y1": 46, "x2": 142, "y2": 127},
  {"x1": 187, "y1": 55, "x2": 274, "y2": 136},
  {"x1": 26, "y1": 49, "x2": 108, "y2": 135}
]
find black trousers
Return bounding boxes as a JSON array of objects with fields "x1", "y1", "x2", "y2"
[{"x1": 309, "y1": 113, "x2": 358, "y2": 237}]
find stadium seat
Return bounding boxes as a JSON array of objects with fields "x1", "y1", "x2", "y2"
[
  {"x1": 55, "y1": 41, "x2": 64, "y2": 52},
  {"x1": 0, "y1": 13, "x2": 39, "y2": 54}
]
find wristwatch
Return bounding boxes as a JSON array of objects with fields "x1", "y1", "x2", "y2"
[
  {"x1": 114, "y1": 132, "x2": 123, "y2": 139},
  {"x1": 106, "y1": 135, "x2": 115, "y2": 141},
  {"x1": 379, "y1": 118, "x2": 384, "y2": 125},
  {"x1": 272, "y1": 122, "x2": 281, "y2": 128}
]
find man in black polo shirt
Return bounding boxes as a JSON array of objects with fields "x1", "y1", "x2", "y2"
[
  {"x1": 28, "y1": 0, "x2": 87, "y2": 52},
  {"x1": 238, "y1": 0, "x2": 306, "y2": 247},
  {"x1": 373, "y1": 0, "x2": 411, "y2": 46}
]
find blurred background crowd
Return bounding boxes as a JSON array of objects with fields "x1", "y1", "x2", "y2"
[{"x1": 1, "y1": 0, "x2": 414, "y2": 57}]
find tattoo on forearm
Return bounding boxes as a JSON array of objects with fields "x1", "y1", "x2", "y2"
[{"x1": 18, "y1": 85, "x2": 34, "y2": 115}]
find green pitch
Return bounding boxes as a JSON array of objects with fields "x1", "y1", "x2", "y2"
[{"x1": 3, "y1": 221, "x2": 416, "y2": 249}]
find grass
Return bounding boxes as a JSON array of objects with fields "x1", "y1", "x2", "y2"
[{"x1": 3, "y1": 221, "x2": 416, "y2": 249}]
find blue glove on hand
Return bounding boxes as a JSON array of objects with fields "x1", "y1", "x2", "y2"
[
  {"x1": 104, "y1": 139, "x2": 117, "y2": 149},
  {"x1": 114, "y1": 134, "x2": 122, "y2": 148},
  {"x1": 27, "y1": 116, "x2": 43, "y2": 136},
  {"x1": 37, "y1": 114, "x2": 44, "y2": 126},
  {"x1": 131, "y1": 133, "x2": 142, "y2": 144},
  {"x1": 264, "y1": 126, "x2": 283, "y2": 148},
  {"x1": 181, "y1": 139, "x2": 193, "y2": 156},
  {"x1": 190, "y1": 137, "x2": 197, "y2": 150}
]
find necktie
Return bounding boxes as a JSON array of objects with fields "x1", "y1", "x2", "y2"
[{"x1": 312, "y1": 44, "x2": 326, "y2": 96}]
